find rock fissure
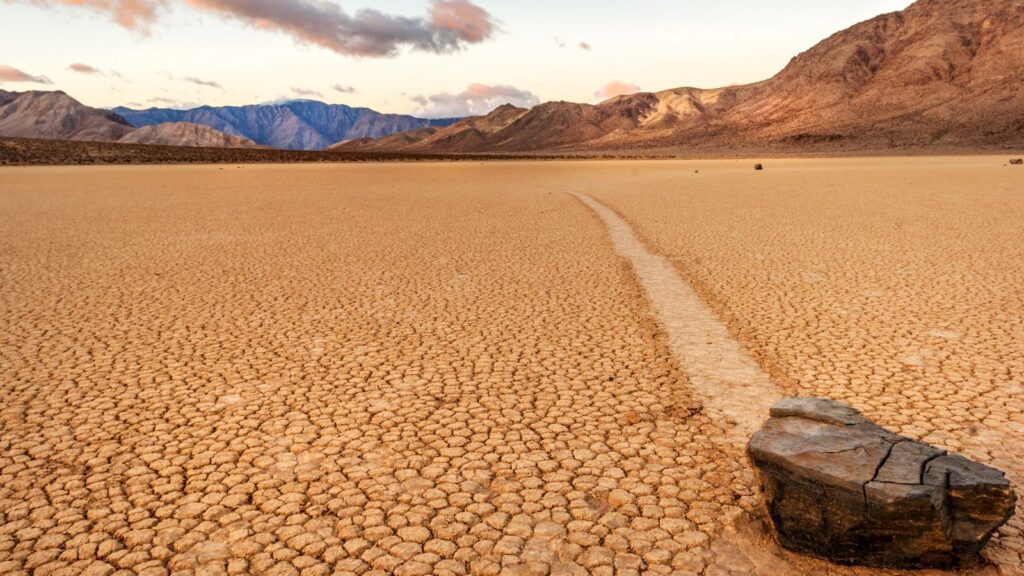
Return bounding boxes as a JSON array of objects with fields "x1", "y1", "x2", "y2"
[
  {"x1": 863, "y1": 440, "x2": 901, "y2": 514},
  {"x1": 919, "y1": 450, "x2": 948, "y2": 485},
  {"x1": 870, "y1": 440, "x2": 901, "y2": 483}
]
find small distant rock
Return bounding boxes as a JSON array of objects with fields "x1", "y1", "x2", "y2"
[
  {"x1": 754, "y1": 163, "x2": 764, "y2": 171},
  {"x1": 1009, "y1": 158, "x2": 1023, "y2": 165},
  {"x1": 748, "y1": 398, "x2": 1016, "y2": 569}
]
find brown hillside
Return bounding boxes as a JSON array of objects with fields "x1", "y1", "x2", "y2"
[
  {"x1": 0, "y1": 90, "x2": 134, "y2": 142},
  {"x1": 118, "y1": 122, "x2": 261, "y2": 148},
  {"x1": 340, "y1": 0, "x2": 1024, "y2": 153}
]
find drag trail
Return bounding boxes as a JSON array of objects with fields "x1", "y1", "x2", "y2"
[
  {"x1": 574, "y1": 193, "x2": 783, "y2": 445},
  {"x1": 574, "y1": 188, "x2": 1014, "y2": 576}
]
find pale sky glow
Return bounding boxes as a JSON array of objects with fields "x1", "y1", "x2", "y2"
[{"x1": 0, "y1": 0, "x2": 911, "y2": 115}]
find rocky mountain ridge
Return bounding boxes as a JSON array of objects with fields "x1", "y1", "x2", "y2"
[
  {"x1": 339, "y1": 0, "x2": 1024, "y2": 153},
  {"x1": 113, "y1": 101, "x2": 459, "y2": 151},
  {"x1": 0, "y1": 90, "x2": 256, "y2": 148}
]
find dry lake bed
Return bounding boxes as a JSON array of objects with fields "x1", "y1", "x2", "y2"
[{"x1": 1, "y1": 158, "x2": 1022, "y2": 575}]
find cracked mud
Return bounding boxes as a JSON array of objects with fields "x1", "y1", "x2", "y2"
[
  {"x1": 590, "y1": 156, "x2": 1024, "y2": 573},
  {"x1": 1, "y1": 159, "x2": 1021, "y2": 576}
]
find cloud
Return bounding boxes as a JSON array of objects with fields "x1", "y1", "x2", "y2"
[
  {"x1": 68, "y1": 62, "x2": 102, "y2": 75},
  {"x1": 12, "y1": 0, "x2": 498, "y2": 57},
  {"x1": 182, "y1": 76, "x2": 222, "y2": 89},
  {"x1": 0, "y1": 64, "x2": 52, "y2": 84},
  {"x1": 333, "y1": 84, "x2": 357, "y2": 94},
  {"x1": 68, "y1": 63, "x2": 125, "y2": 79},
  {"x1": 16, "y1": 0, "x2": 164, "y2": 31},
  {"x1": 595, "y1": 80, "x2": 641, "y2": 101},
  {"x1": 411, "y1": 83, "x2": 539, "y2": 118},
  {"x1": 146, "y1": 96, "x2": 201, "y2": 108},
  {"x1": 431, "y1": 0, "x2": 493, "y2": 43},
  {"x1": 187, "y1": 0, "x2": 498, "y2": 57},
  {"x1": 292, "y1": 87, "x2": 323, "y2": 98},
  {"x1": 555, "y1": 38, "x2": 591, "y2": 50}
]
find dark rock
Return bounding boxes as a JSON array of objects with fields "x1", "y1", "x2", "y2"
[
  {"x1": 754, "y1": 163, "x2": 764, "y2": 170},
  {"x1": 1010, "y1": 158, "x2": 1023, "y2": 165},
  {"x1": 747, "y1": 398, "x2": 1015, "y2": 569}
]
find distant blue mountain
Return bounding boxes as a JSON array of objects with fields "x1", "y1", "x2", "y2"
[{"x1": 112, "y1": 100, "x2": 459, "y2": 151}]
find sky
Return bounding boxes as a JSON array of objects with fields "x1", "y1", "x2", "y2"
[{"x1": 0, "y1": 0, "x2": 911, "y2": 117}]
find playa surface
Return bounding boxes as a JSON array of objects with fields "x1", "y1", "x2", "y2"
[{"x1": 1, "y1": 159, "x2": 1021, "y2": 575}]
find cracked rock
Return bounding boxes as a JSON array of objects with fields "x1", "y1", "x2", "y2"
[{"x1": 747, "y1": 397, "x2": 1016, "y2": 568}]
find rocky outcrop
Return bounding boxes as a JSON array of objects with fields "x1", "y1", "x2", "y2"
[{"x1": 747, "y1": 398, "x2": 1016, "y2": 569}]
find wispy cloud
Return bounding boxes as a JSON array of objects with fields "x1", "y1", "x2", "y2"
[
  {"x1": 292, "y1": 87, "x2": 323, "y2": 98},
  {"x1": 182, "y1": 76, "x2": 223, "y2": 89},
  {"x1": 13, "y1": 0, "x2": 498, "y2": 57},
  {"x1": 555, "y1": 37, "x2": 590, "y2": 50},
  {"x1": 69, "y1": 63, "x2": 102, "y2": 75},
  {"x1": 16, "y1": 0, "x2": 164, "y2": 31},
  {"x1": 0, "y1": 64, "x2": 52, "y2": 84},
  {"x1": 411, "y1": 83, "x2": 539, "y2": 118},
  {"x1": 146, "y1": 96, "x2": 201, "y2": 109},
  {"x1": 68, "y1": 63, "x2": 126, "y2": 80},
  {"x1": 595, "y1": 80, "x2": 641, "y2": 101},
  {"x1": 333, "y1": 84, "x2": 357, "y2": 94}
]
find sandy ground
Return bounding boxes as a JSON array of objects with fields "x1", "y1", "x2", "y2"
[{"x1": 0, "y1": 159, "x2": 1021, "y2": 575}]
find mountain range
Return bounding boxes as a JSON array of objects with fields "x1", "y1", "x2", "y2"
[
  {"x1": 3, "y1": 0, "x2": 1022, "y2": 155},
  {"x1": 0, "y1": 90, "x2": 455, "y2": 150},
  {"x1": 112, "y1": 102, "x2": 459, "y2": 151},
  {"x1": 0, "y1": 90, "x2": 260, "y2": 148},
  {"x1": 339, "y1": 0, "x2": 1024, "y2": 153}
]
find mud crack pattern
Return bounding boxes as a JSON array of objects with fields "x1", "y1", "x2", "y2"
[
  {"x1": 591, "y1": 157, "x2": 1024, "y2": 573},
  {"x1": 1, "y1": 164, "x2": 751, "y2": 576},
  {"x1": 1, "y1": 160, "x2": 1020, "y2": 576}
]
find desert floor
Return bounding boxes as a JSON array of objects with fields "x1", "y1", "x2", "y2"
[{"x1": 1, "y1": 158, "x2": 1021, "y2": 576}]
